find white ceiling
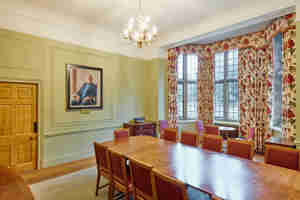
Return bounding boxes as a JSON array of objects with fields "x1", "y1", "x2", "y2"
[{"x1": 4, "y1": 0, "x2": 279, "y2": 34}]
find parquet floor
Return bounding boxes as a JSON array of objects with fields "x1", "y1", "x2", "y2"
[{"x1": 21, "y1": 157, "x2": 96, "y2": 184}]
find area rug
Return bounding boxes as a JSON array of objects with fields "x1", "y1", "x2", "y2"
[{"x1": 30, "y1": 167, "x2": 109, "y2": 200}]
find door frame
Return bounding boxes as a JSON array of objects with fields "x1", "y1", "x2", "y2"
[{"x1": 0, "y1": 79, "x2": 41, "y2": 170}]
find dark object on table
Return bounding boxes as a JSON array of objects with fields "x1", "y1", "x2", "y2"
[
  {"x1": 219, "y1": 126, "x2": 238, "y2": 139},
  {"x1": 124, "y1": 121, "x2": 156, "y2": 137},
  {"x1": 134, "y1": 117, "x2": 145, "y2": 123}
]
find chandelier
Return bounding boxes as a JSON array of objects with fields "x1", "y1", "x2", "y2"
[{"x1": 122, "y1": 0, "x2": 158, "y2": 48}]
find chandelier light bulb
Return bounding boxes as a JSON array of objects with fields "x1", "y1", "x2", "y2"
[
  {"x1": 145, "y1": 16, "x2": 151, "y2": 23},
  {"x1": 152, "y1": 26, "x2": 158, "y2": 35},
  {"x1": 129, "y1": 17, "x2": 135, "y2": 24},
  {"x1": 123, "y1": 29, "x2": 129, "y2": 37}
]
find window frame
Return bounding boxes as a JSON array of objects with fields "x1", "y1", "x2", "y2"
[
  {"x1": 213, "y1": 49, "x2": 239, "y2": 123},
  {"x1": 177, "y1": 54, "x2": 198, "y2": 120},
  {"x1": 270, "y1": 33, "x2": 283, "y2": 131}
]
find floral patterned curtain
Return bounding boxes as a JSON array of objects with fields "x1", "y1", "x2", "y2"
[
  {"x1": 239, "y1": 48, "x2": 258, "y2": 138},
  {"x1": 167, "y1": 49, "x2": 178, "y2": 128},
  {"x1": 239, "y1": 47, "x2": 273, "y2": 152},
  {"x1": 198, "y1": 56, "x2": 214, "y2": 124},
  {"x1": 282, "y1": 27, "x2": 296, "y2": 138}
]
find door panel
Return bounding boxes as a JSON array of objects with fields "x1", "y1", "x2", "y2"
[
  {"x1": 0, "y1": 82, "x2": 37, "y2": 172},
  {"x1": 0, "y1": 105, "x2": 11, "y2": 136},
  {"x1": 15, "y1": 105, "x2": 33, "y2": 134},
  {"x1": 0, "y1": 144, "x2": 11, "y2": 166}
]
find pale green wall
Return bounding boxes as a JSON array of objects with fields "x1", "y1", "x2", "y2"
[
  {"x1": 296, "y1": 21, "x2": 300, "y2": 148},
  {"x1": 144, "y1": 58, "x2": 168, "y2": 121},
  {"x1": 0, "y1": 28, "x2": 149, "y2": 167}
]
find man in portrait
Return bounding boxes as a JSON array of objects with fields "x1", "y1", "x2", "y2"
[{"x1": 72, "y1": 74, "x2": 98, "y2": 105}]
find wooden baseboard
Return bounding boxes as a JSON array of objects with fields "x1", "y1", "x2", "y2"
[{"x1": 21, "y1": 157, "x2": 96, "y2": 184}]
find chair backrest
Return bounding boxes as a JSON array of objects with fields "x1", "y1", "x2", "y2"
[
  {"x1": 180, "y1": 131, "x2": 199, "y2": 147},
  {"x1": 202, "y1": 134, "x2": 223, "y2": 153},
  {"x1": 114, "y1": 128, "x2": 130, "y2": 140},
  {"x1": 162, "y1": 128, "x2": 178, "y2": 142},
  {"x1": 247, "y1": 127, "x2": 255, "y2": 140},
  {"x1": 151, "y1": 169, "x2": 188, "y2": 200},
  {"x1": 227, "y1": 139, "x2": 254, "y2": 160},
  {"x1": 195, "y1": 120, "x2": 204, "y2": 134},
  {"x1": 129, "y1": 158, "x2": 154, "y2": 200},
  {"x1": 159, "y1": 120, "x2": 169, "y2": 133},
  {"x1": 94, "y1": 142, "x2": 110, "y2": 173},
  {"x1": 108, "y1": 150, "x2": 129, "y2": 186},
  {"x1": 204, "y1": 125, "x2": 219, "y2": 135},
  {"x1": 265, "y1": 145, "x2": 300, "y2": 171}
]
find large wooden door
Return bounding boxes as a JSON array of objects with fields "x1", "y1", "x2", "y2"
[{"x1": 0, "y1": 82, "x2": 38, "y2": 172}]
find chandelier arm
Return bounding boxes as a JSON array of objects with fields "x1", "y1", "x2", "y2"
[{"x1": 139, "y1": 0, "x2": 141, "y2": 10}]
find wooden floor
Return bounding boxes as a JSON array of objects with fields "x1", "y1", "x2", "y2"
[
  {"x1": 21, "y1": 157, "x2": 96, "y2": 184},
  {"x1": 21, "y1": 153, "x2": 265, "y2": 185}
]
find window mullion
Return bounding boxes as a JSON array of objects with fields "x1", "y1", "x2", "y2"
[
  {"x1": 224, "y1": 51, "x2": 228, "y2": 121},
  {"x1": 183, "y1": 55, "x2": 188, "y2": 120}
]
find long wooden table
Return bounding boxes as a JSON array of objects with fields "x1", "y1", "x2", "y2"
[{"x1": 101, "y1": 136, "x2": 300, "y2": 200}]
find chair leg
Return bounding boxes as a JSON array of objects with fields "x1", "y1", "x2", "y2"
[
  {"x1": 95, "y1": 173, "x2": 101, "y2": 196},
  {"x1": 125, "y1": 189, "x2": 130, "y2": 200},
  {"x1": 108, "y1": 183, "x2": 114, "y2": 200}
]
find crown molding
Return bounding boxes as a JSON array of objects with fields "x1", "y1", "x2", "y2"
[{"x1": 160, "y1": 4, "x2": 296, "y2": 49}]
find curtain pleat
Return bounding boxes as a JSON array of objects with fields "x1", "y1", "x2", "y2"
[
  {"x1": 198, "y1": 56, "x2": 214, "y2": 125},
  {"x1": 238, "y1": 47, "x2": 273, "y2": 152},
  {"x1": 282, "y1": 28, "x2": 296, "y2": 138},
  {"x1": 167, "y1": 49, "x2": 178, "y2": 128}
]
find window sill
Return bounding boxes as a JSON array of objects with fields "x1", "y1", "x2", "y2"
[
  {"x1": 177, "y1": 120, "x2": 197, "y2": 124},
  {"x1": 214, "y1": 121, "x2": 240, "y2": 127},
  {"x1": 270, "y1": 126, "x2": 282, "y2": 133}
]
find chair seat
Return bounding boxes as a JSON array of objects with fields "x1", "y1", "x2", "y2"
[
  {"x1": 187, "y1": 186, "x2": 211, "y2": 200},
  {"x1": 100, "y1": 168, "x2": 111, "y2": 180}
]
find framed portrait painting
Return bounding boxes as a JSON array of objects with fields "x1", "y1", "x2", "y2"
[{"x1": 66, "y1": 64, "x2": 103, "y2": 110}]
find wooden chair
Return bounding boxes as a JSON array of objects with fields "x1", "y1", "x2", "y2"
[
  {"x1": 151, "y1": 169, "x2": 211, "y2": 200},
  {"x1": 202, "y1": 134, "x2": 223, "y2": 153},
  {"x1": 180, "y1": 131, "x2": 199, "y2": 147},
  {"x1": 94, "y1": 142, "x2": 111, "y2": 196},
  {"x1": 162, "y1": 128, "x2": 178, "y2": 142},
  {"x1": 129, "y1": 158, "x2": 154, "y2": 200},
  {"x1": 159, "y1": 120, "x2": 169, "y2": 138},
  {"x1": 108, "y1": 149, "x2": 132, "y2": 200},
  {"x1": 227, "y1": 139, "x2": 255, "y2": 160},
  {"x1": 264, "y1": 145, "x2": 300, "y2": 170},
  {"x1": 114, "y1": 128, "x2": 130, "y2": 140},
  {"x1": 204, "y1": 125, "x2": 219, "y2": 135},
  {"x1": 195, "y1": 120, "x2": 204, "y2": 135}
]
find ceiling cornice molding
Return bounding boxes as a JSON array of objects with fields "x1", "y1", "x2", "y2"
[{"x1": 159, "y1": 4, "x2": 296, "y2": 49}]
